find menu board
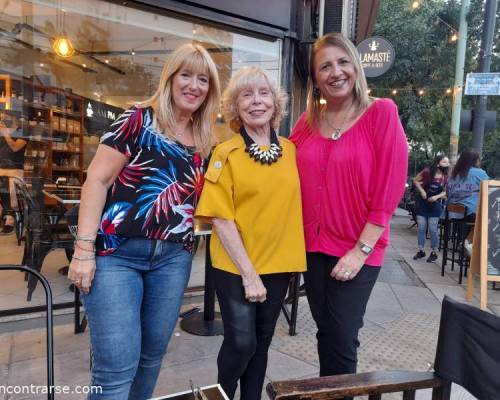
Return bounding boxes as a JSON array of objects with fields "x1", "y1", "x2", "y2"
[
  {"x1": 488, "y1": 187, "x2": 500, "y2": 276},
  {"x1": 467, "y1": 180, "x2": 500, "y2": 309}
]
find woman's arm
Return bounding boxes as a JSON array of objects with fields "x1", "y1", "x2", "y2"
[
  {"x1": 0, "y1": 130, "x2": 27, "y2": 152},
  {"x1": 413, "y1": 171, "x2": 427, "y2": 199},
  {"x1": 68, "y1": 145, "x2": 128, "y2": 293},
  {"x1": 331, "y1": 222, "x2": 384, "y2": 281},
  {"x1": 212, "y1": 218, "x2": 267, "y2": 302},
  {"x1": 333, "y1": 100, "x2": 408, "y2": 281},
  {"x1": 428, "y1": 190, "x2": 447, "y2": 202}
]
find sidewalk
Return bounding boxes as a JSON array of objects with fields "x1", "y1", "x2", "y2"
[{"x1": 1, "y1": 209, "x2": 499, "y2": 399}]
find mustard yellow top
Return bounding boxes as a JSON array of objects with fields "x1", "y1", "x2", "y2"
[{"x1": 195, "y1": 134, "x2": 306, "y2": 275}]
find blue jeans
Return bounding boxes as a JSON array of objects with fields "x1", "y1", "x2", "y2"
[
  {"x1": 81, "y1": 238, "x2": 192, "y2": 400},
  {"x1": 417, "y1": 215, "x2": 440, "y2": 250}
]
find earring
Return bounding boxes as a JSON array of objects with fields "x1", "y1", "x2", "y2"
[{"x1": 313, "y1": 87, "x2": 321, "y2": 97}]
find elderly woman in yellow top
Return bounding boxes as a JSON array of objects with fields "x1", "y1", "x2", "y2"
[{"x1": 196, "y1": 66, "x2": 306, "y2": 399}]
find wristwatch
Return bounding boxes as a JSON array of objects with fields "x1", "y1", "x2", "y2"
[{"x1": 358, "y1": 241, "x2": 374, "y2": 255}]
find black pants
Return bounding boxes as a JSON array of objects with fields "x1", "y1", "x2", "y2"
[
  {"x1": 304, "y1": 252, "x2": 380, "y2": 377},
  {"x1": 214, "y1": 268, "x2": 291, "y2": 400}
]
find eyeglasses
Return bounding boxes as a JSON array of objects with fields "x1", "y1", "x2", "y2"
[{"x1": 190, "y1": 380, "x2": 208, "y2": 400}]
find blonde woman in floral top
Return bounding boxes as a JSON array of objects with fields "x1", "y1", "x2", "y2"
[{"x1": 68, "y1": 44, "x2": 220, "y2": 400}]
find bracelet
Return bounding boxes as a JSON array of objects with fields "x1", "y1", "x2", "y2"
[
  {"x1": 242, "y1": 274, "x2": 258, "y2": 287},
  {"x1": 76, "y1": 234, "x2": 97, "y2": 243},
  {"x1": 72, "y1": 254, "x2": 96, "y2": 261},
  {"x1": 74, "y1": 241, "x2": 95, "y2": 253}
]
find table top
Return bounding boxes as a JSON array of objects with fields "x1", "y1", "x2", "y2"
[
  {"x1": 43, "y1": 188, "x2": 81, "y2": 204},
  {"x1": 194, "y1": 219, "x2": 212, "y2": 236}
]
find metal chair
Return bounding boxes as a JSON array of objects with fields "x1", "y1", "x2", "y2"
[{"x1": 267, "y1": 296, "x2": 500, "y2": 399}]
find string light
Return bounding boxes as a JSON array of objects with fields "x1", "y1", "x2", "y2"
[
  {"x1": 411, "y1": 0, "x2": 459, "y2": 41},
  {"x1": 392, "y1": 89, "x2": 398, "y2": 95},
  {"x1": 446, "y1": 88, "x2": 452, "y2": 94},
  {"x1": 418, "y1": 89, "x2": 425, "y2": 96}
]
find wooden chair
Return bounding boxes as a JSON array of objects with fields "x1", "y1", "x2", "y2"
[{"x1": 267, "y1": 296, "x2": 500, "y2": 399}]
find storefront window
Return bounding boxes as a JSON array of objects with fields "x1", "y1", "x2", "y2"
[{"x1": 0, "y1": 0, "x2": 281, "y2": 309}]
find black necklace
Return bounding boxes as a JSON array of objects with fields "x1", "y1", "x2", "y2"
[{"x1": 240, "y1": 126, "x2": 283, "y2": 165}]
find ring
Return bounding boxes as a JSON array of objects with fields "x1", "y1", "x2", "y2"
[{"x1": 344, "y1": 270, "x2": 351, "y2": 277}]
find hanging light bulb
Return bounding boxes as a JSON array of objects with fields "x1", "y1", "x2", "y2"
[
  {"x1": 392, "y1": 89, "x2": 398, "y2": 95},
  {"x1": 53, "y1": 36, "x2": 75, "y2": 57},
  {"x1": 411, "y1": 1, "x2": 420, "y2": 10},
  {"x1": 450, "y1": 33, "x2": 458, "y2": 42}
]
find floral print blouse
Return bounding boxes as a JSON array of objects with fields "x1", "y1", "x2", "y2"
[{"x1": 95, "y1": 106, "x2": 205, "y2": 255}]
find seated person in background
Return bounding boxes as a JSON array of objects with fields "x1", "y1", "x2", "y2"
[
  {"x1": 0, "y1": 111, "x2": 26, "y2": 234},
  {"x1": 447, "y1": 149, "x2": 489, "y2": 244}
]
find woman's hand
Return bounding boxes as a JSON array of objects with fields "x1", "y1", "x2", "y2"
[
  {"x1": 68, "y1": 251, "x2": 96, "y2": 294},
  {"x1": 427, "y1": 195, "x2": 438, "y2": 203},
  {"x1": 243, "y1": 273, "x2": 267, "y2": 303},
  {"x1": 419, "y1": 189, "x2": 427, "y2": 200},
  {"x1": 331, "y1": 248, "x2": 367, "y2": 281}
]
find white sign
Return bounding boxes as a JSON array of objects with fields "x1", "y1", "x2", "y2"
[{"x1": 465, "y1": 73, "x2": 500, "y2": 96}]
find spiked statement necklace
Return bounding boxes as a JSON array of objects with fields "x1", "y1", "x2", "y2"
[{"x1": 240, "y1": 126, "x2": 283, "y2": 165}]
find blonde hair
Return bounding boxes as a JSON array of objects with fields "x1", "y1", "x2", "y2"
[
  {"x1": 307, "y1": 33, "x2": 370, "y2": 127},
  {"x1": 222, "y1": 66, "x2": 288, "y2": 133},
  {"x1": 139, "y1": 43, "x2": 220, "y2": 157}
]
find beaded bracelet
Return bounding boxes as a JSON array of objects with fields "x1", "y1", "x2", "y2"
[{"x1": 72, "y1": 254, "x2": 96, "y2": 261}]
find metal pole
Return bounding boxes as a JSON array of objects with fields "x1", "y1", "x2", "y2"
[
  {"x1": 471, "y1": 0, "x2": 498, "y2": 155},
  {"x1": 449, "y1": 0, "x2": 470, "y2": 165}
]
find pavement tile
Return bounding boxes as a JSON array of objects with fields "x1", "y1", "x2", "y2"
[
  {"x1": 265, "y1": 349, "x2": 318, "y2": 382},
  {"x1": 365, "y1": 283, "x2": 404, "y2": 326},
  {"x1": 390, "y1": 284, "x2": 442, "y2": 315},
  {"x1": 162, "y1": 325, "x2": 223, "y2": 368},
  {"x1": 0, "y1": 334, "x2": 11, "y2": 366},
  {"x1": 407, "y1": 269, "x2": 457, "y2": 285},
  {"x1": 11, "y1": 325, "x2": 89, "y2": 363},
  {"x1": 153, "y1": 356, "x2": 219, "y2": 396}
]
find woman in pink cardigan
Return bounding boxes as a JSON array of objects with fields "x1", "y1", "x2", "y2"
[{"x1": 290, "y1": 33, "x2": 408, "y2": 378}]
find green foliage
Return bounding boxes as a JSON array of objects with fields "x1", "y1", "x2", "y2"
[{"x1": 372, "y1": 0, "x2": 500, "y2": 178}]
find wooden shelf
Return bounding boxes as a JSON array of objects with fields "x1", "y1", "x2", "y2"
[
  {"x1": 52, "y1": 149, "x2": 81, "y2": 154},
  {"x1": 0, "y1": 74, "x2": 85, "y2": 185},
  {"x1": 52, "y1": 167, "x2": 80, "y2": 172}
]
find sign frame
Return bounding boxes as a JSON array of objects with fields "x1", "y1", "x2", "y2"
[
  {"x1": 467, "y1": 180, "x2": 500, "y2": 310},
  {"x1": 465, "y1": 72, "x2": 500, "y2": 96}
]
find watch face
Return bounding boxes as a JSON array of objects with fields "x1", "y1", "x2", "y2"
[{"x1": 361, "y1": 244, "x2": 373, "y2": 254}]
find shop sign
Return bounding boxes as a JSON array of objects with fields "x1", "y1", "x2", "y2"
[
  {"x1": 84, "y1": 100, "x2": 123, "y2": 136},
  {"x1": 86, "y1": 101, "x2": 116, "y2": 121},
  {"x1": 357, "y1": 36, "x2": 395, "y2": 78}
]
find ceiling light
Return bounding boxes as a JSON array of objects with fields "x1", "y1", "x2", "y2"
[
  {"x1": 105, "y1": 59, "x2": 109, "y2": 64},
  {"x1": 39, "y1": 63, "x2": 44, "y2": 67},
  {"x1": 82, "y1": 63, "x2": 87, "y2": 68},
  {"x1": 52, "y1": 36, "x2": 75, "y2": 58}
]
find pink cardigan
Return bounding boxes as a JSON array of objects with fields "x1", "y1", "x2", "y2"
[{"x1": 290, "y1": 99, "x2": 408, "y2": 266}]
